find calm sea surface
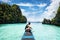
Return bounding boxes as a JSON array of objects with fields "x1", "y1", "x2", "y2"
[{"x1": 0, "y1": 23, "x2": 60, "y2": 40}]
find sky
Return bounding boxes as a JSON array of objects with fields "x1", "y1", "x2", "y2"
[{"x1": 0, "y1": 0, "x2": 60, "y2": 22}]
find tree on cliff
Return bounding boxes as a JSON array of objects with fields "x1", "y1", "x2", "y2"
[
  {"x1": 53, "y1": 6, "x2": 60, "y2": 25},
  {"x1": 0, "y1": 2, "x2": 27, "y2": 23}
]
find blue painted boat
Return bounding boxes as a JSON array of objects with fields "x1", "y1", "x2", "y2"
[{"x1": 21, "y1": 32, "x2": 35, "y2": 40}]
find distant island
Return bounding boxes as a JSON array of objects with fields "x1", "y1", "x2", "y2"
[
  {"x1": 27, "y1": 21, "x2": 41, "y2": 23},
  {"x1": 0, "y1": 2, "x2": 27, "y2": 24},
  {"x1": 42, "y1": 6, "x2": 60, "y2": 26}
]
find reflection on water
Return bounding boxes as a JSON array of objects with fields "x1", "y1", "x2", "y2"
[{"x1": 0, "y1": 23, "x2": 60, "y2": 40}]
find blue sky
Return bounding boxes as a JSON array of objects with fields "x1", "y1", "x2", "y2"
[{"x1": 0, "y1": 0, "x2": 60, "y2": 22}]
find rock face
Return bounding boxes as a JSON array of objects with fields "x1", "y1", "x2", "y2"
[
  {"x1": 0, "y1": 2, "x2": 27, "y2": 24},
  {"x1": 42, "y1": 19, "x2": 51, "y2": 24},
  {"x1": 42, "y1": 6, "x2": 60, "y2": 26}
]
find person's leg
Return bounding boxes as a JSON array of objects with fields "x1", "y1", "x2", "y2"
[{"x1": 29, "y1": 30, "x2": 31, "y2": 33}]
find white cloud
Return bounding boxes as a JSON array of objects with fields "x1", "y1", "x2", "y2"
[
  {"x1": 16, "y1": 3, "x2": 47, "y2": 7},
  {"x1": 17, "y1": 3, "x2": 47, "y2": 22},
  {"x1": 21, "y1": 9, "x2": 30, "y2": 16},
  {"x1": 27, "y1": 17, "x2": 35, "y2": 22},
  {"x1": 17, "y1": 3, "x2": 33, "y2": 6},
  {"x1": 41, "y1": 0, "x2": 60, "y2": 20},
  {"x1": 21, "y1": 8, "x2": 43, "y2": 22},
  {"x1": 22, "y1": 7, "x2": 44, "y2": 22},
  {"x1": 19, "y1": 0, "x2": 60, "y2": 22},
  {"x1": 17, "y1": 0, "x2": 60, "y2": 22},
  {"x1": 21, "y1": 8, "x2": 37, "y2": 17},
  {"x1": 37, "y1": 3, "x2": 47, "y2": 7},
  {"x1": 1, "y1": 0, "x2": 11, "y2": 2}
]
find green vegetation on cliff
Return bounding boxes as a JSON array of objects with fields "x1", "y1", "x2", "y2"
[
  {"x1": 0, "y1": 2, "x2": 27, "y2": 24},
  {"x1": 42, "y1": 6, "x2": 60, "y2": 26},
  {"x1": 51, "y1": 6, "x2": 60, "y2": 25}
]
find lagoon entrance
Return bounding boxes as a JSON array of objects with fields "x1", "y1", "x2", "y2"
[{"x1": 0, "y1": 23, "x2": 60, "y2": 40}]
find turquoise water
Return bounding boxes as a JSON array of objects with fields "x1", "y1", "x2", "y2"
[{"x1": 0, "y1": 23, "x2": 60, "y2": 40}]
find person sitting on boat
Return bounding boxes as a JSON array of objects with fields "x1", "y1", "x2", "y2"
[{"x1": 25, "y1": 22, "x2": 32, "y2": 33}]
